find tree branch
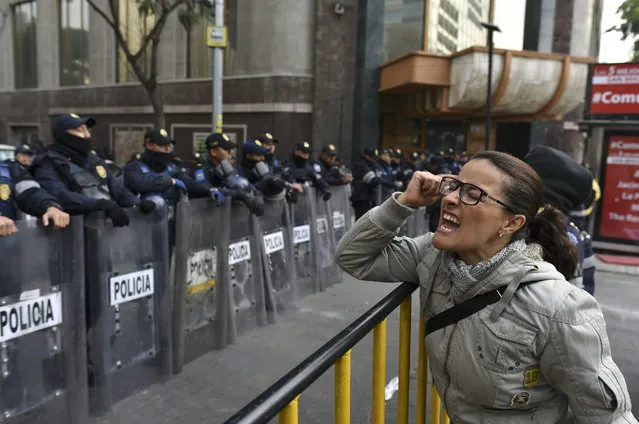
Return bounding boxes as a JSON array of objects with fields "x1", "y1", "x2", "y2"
[
  {"x1": 132, "y1": 0, "x2": 188, "y2": 60},
  {"x1": 86, "y1": 0, "x2": 137, "y2": 61}
]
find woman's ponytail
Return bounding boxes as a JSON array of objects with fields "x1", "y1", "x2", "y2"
[{"x1": 526, "y1": 204, "x2": 578, "y2": 279}]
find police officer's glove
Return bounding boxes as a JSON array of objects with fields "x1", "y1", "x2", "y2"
[
  {"x1": 210, "y1": 188, "x2": 225, "y2": 206},
  {"x1": 96, "y1": 200, "x2": 130, "y2": 227},
  {"x1": 139, "y1": 199, "x2": 157, "y2": 214},
  {"x1": 173, "y1": 178, "x2": 187, "y2": 192},
  {"x1": 244, "y1": 196, "x2": 265, "y2": 216},
  {"x1": 286, "y1": 188, "x2": 298, "y2": 204},
  {"x1": 321, "y1": 190, "x2": 332, "y2": 201}
]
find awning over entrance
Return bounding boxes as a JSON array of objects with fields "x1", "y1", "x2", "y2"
[{"x1": 379, "y1": 47, "x2": 596, "y2": 121}]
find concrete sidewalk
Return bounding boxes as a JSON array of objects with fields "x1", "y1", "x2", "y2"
[{"x1": 595, "y1": 257, "x2": 639, "y2": 276}]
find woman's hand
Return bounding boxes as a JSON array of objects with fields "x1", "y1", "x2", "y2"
[{"x1": 397, "y1": 171, "x2": 442, "y2": 208}]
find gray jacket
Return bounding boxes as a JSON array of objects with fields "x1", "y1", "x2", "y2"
[{"x1": 335, "y1": 194, "x2": 637, "y2": 424}]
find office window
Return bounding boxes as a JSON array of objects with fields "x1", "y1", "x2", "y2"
[
  {"x1": 469, "y1": 0, "x2": 483, "y2": 17},
  {"x1": 60, "y1": 0, "x2": 90, "y2": 86},
  {"x1": 12, "y1": 1, "x2": 38, "y2": 89},
  {"x1": 468, "y1": 8, "x2": 483, "y2": 30},
  {"x1": 382, "y1": 0, "x2": 425, "y2": 62},
  {"x1": 437, "y1": 31, "x2": 457, "y2": 53},
  {"x1": 440, "y1": 0, "x2": 459, "y2": 23},
  {"x1": 438, "y1": 14, "x2": 458, "y2": 39},
  {"x1": 117, "y1": 0, "x2": 154, "y2": 82},
  {"x1": 186, "y1": 19, "x2": 212, "y2": 78}
]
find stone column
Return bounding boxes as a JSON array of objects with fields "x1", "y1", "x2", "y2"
[{"x1": 36, "y1": 0, "x2": 60, "y2": 89}]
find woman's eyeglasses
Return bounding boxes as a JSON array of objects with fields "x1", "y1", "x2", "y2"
[{"x1": 438, "y1": 176, "x2": 517, "y2": 214}]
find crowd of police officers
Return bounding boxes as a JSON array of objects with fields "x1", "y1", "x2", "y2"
[
  {"x1": 0, "y1": 112, "x2": 470, "y2": 240},
  {"x1": 0, "y1": 112, "x2": 596, "y2": 295}
]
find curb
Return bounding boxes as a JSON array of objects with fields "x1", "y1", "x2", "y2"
[{"x1": 595, "y1": 259, "x2": 639, "y2": 276}]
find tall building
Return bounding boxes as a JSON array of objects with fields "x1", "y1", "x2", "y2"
[{"x1": 499, "y1": 0, "x2": 604, "y2": 160}]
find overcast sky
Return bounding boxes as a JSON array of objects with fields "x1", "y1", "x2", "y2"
[{"x1": 491, "y1": 0, "x2": 632, "y2": 63}]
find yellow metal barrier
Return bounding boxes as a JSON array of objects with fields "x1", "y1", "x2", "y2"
[
  {"x1": 335, "y1": 350, "x2": 351, "y2": 424},
  {"x1": 225, "y1": 283, "x2": 453, "y2": 424},
  {"x1": 397, "y1": 296, "x2": 412, "y2": 424},
  {"x1": 279, "y1": 396, "x2": 299, "y2": 424},
  {"x1": 372, "y1": 320, "x2": 387, "y2": 424}
]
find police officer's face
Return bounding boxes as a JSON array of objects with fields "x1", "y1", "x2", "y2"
[
  {"x1": 380, "y1": 152, "x2": 391, "y2": 163},
  {"x1": 264, "y1": 142, "x2": 275, "y2": 154},
  {"x1": 67, "y1": 124, "x2": 90, "y2": 139},
  {"x1": 15, "y1": 153, "x2": 32, "y2": 166},
  {"x1": 146, "y1": 142, "x2": 171, "y2": 153},
  {"x1": 295, "y1": 149, "x2": 310, "y2": 160},
  {"x1": 322, "y1": 153, "x2": 337, "y2": 166},
  {"x1": 212, "y1": 147, "x2": 233, "y2": 161},
  {"x1": 247, "y1": 153, "x2": 264, "y2": 162}
]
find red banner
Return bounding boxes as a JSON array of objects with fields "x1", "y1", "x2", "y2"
[
  {"x1": 599, "y1": 135, "x2": 639, "y2": 241},
  {"x1": 590, "y1": 64, "x2": 639, "y2": 115}
]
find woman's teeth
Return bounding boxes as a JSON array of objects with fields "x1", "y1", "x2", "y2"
[{"x1": 443, "y1": 213, "x2": 460, "y2": 225}]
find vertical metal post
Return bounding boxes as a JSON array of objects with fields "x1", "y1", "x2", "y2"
[
  {"x1": 212, "y1": 0, "x2": 224, "y2": 133},
  {"x1": 372, "y1": 320, "x2": 387, "y2": 424},
  {"x1": 397, "y1": 297, "x2": 412, "y2": 424},
  {"x1": 279, "y1": 396, "x2": 300, "y2": 424},
  {"x1": 335, "y1": 350, "x2": 351, "y2": 424},
  {"x1": 431, "y1": 386, "x2": 441, "y2": 424},
  {"x1": 416, "y1": 318, "x2": 428, "y2": 424},
  {"x1": 485, "y1": 29, "x2": 494, "y2": 151}
]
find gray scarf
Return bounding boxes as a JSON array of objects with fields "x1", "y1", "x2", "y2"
[{"x1": 443, "y1": 239, "x2": 526, "y2": 303}]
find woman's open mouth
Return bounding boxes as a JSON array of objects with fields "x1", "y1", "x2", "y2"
[{"x1": 438, "y1": 212, "x2": 460, "y2": 233}]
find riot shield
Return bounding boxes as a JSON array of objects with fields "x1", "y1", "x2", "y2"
[
  {"x1": 84, "y1": 206, "x2": 172, "y2": 415},
  {"x1": 406, "y1": 207, "x2": 428, "y2": 238},
  {"x1": 257, "y1": 198, "x2": 297, "y2": 323},
  {"x1": 314, "y1": 191, "x2": 342, "y2": 291},
  {"x1": 227, "y1": 204, "x2": 267, "y2": 345},
  {"x1": 0, "y1": 218, "x2": 87, "y2": 424},
  {"x1": 288, "y1": 187, "x2": 319, "y2": 297},
  {"x1": 173, "y1": 198, "x2": 231, "y2": 373},
  {"x1": 328, "y1": 185, "x2": 351, "y2": 244}
]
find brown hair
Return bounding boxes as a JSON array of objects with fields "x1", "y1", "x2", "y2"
[{"x1": 472, "y1": 151, "x2": 578, "y2": 279}]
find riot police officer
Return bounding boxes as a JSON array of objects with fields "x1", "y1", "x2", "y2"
[
  {"x1": 237, "y1": 139, "x2": 302, "y2": 202},
  {"x1": 282, "y1": 141, "x2": 332, "y2": 201},
  {"x1": 524, "y1": 145, "x2": 596, "y2": 295},
  {"x1": 257, "y1": 132, "x2": 282, "y2": 175},
  {"x1": 31, "y1": 113, "x2": 152, "y2": 227},
  {"x1": 390, "y1": 148, "x2": 403, "y2": 180},
  {"x1": 123, "y1": 128, "x2": 218, "y2": 207},
  {"x1": 193, "y1": 133, "x2": 264, "y2": 216},
  {"x1": 399, "y1": 152, "x2": 420, "y2": 186},
  {"x1": 314, "y1": 144, "x2": 353, "y2": 186},
  {"x1": 351, "y1": 148, "x2": 394, "y2": 220},
  {"x1": 13, "y1": 144, "x2": 34, "y2": 168},
  {"x1": 0, "y1": 154, "x2": 70, "y2": 236}
]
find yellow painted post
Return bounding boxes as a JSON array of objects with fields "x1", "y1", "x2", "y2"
[
  {"x1": 372, "y1": 320, "x2": 387, "y2": 424},
  {"x1": 431, "y1": 386, "x2": 442, "y2": 424},
  {"x1": 416, "y1": 318, "x2": 427, "y2": 424},
  {"x1": 443, "y1": 409, "x2": 451, "y2": 424},
  {"x1": 397, "y1": 296, "x2": 412, "y2": 424},
  {"x1": 279, "y1": 396, "x2": 300, "y2": 424},
  {"x1": 335, "y1": 350, "x2": 351, "y2": 424}
]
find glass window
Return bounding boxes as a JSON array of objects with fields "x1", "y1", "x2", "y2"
[
  {"x1": 117, "y1": 0, "x2": 154, "y2": 83},
  {"x1": 12, "y1": 1, "x2": 38, "y2": 89},
  {"x1": 59, "y1": 0, "x2": 90, "y2": 86},
  {"x1": 425, "y1": 120, "x2": 467, "y2": 154},
  {"x1": 382, "y1": 0, "x2": 425, "y2": 62},
  {"x1": 186, "y1": 19, "x2": 212, "y2": 78}
]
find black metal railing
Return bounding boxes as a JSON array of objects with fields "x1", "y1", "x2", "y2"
[{"x1": 221, "y1": 282, "x2": 418, "y2": 424}]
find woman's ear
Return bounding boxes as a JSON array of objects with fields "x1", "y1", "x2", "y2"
[{"x1": 503, "y1": 214, "x2": 527, "y2": 236}]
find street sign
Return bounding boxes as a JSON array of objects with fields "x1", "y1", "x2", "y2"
[{"x1": 207, "y1": 25, "x2": 227, "y2": 48}]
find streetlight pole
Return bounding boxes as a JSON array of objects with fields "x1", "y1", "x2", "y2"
[
  {"x1": 480, "y1": 22, "x2": 501, "y2": 151},
  {"x1": 212, "y1": 0, "x2": 224, "y2": 133}
]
